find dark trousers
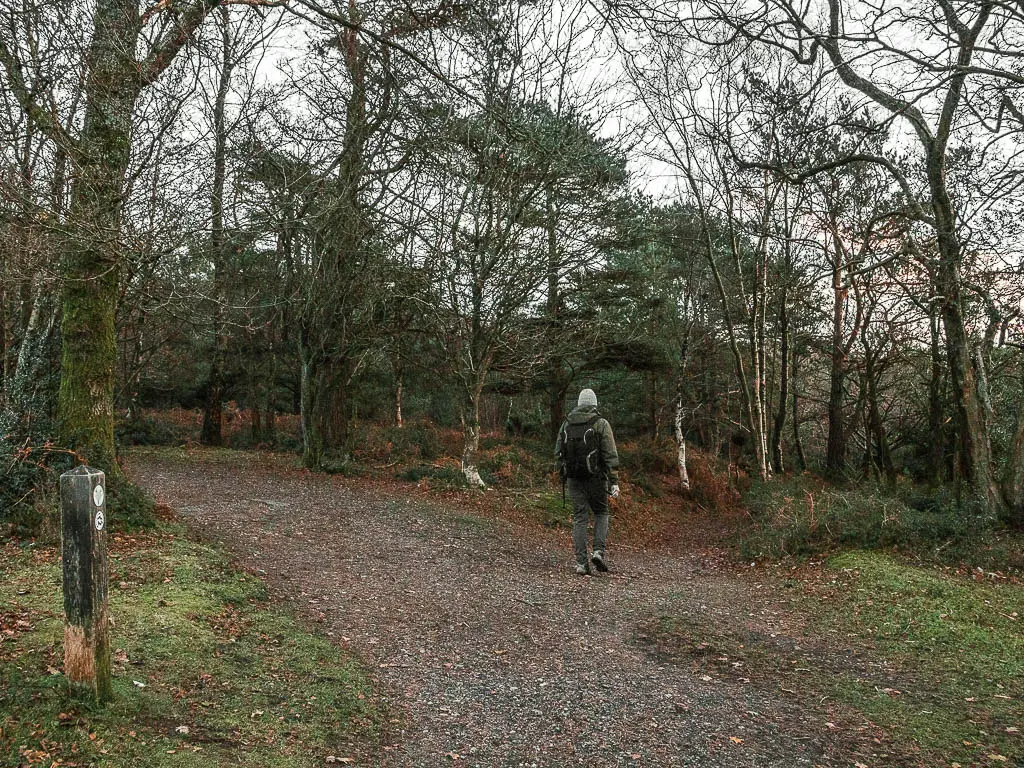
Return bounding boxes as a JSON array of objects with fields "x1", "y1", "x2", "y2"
[{"x1": 568, "y1": 476, "x2": 609, "y2": 565}]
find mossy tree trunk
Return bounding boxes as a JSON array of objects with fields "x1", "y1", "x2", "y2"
[
  {"x1": 58, "y1": 0, "x2": 145, "y2": 476},
  {"x1": 0, "y1": 0, "x2": 222, "y2": 474}
]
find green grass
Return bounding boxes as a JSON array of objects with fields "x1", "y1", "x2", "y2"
[
  {"x1": 0, "y1": 526, "x2": 381, "y2": 767},
  {"x1": 634, "y1": 552, "x2": 1023, "y2": 765},
  {"x1": 820, "y1": 551, "x2": 1022, "y2": 764}
]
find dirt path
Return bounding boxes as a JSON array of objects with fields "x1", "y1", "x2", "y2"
[{"x1": 130, "y1": 452, "x2": 855, "y2": 768}]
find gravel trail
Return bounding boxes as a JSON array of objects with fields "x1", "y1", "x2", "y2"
[{"x1": 130, "y1": 452, "x2": 851, "y2": 768}]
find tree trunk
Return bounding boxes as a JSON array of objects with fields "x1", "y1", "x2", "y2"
[
  {"x1": 0, "y1": 283, "x2": 60, "y2": 446},
  {"x1": 928, "y1": 147, "x2": 999, "y2": 517},
  {"x1": 673, "y1": 335, "x2": 691, "y2": 492},
  {"x1": 752, "y1": 244, "x2": 770, "y2": 480},
  {"x1": 791, "y1": 347, "x2": 806, "y2": 472},
  {"x1": 1000, "y1": 357, "x2": 1024, "y2": 527},
  {"x1": 201, "y1": 9, "x2": 233, "y2": 448},
  {"x1": 461, "y1": 379, "x2": 486, "y2": 488},
  {"x1": 545, "y1": 182, "x2": 568, "y2": 441},
  {"x1": 825, "y1": 251, "x2": 847, "y2": 477},
  {"x1": 58, "y1": 0, "x2": 144, "y2": 476},
  {"x1": 249, "y1": 377, "x2": 263, "y2": 444},
  {"x1": 300, "y1": 342, "x2": 352, "y2": 469},
  {"x1": 771, "y1": 284, "x2": 789, "y2": 474},
  {"x1": 395, "y1": 370, "x2": 404, "y2": 428},
  {"x1": 862, "y1": 344, "x2": 895, "y2": 483},
  {"x1": 299, "y1": 342, "x2": 323, "y2": 468},
  {"x1": 549, "y1": 383, "x2": 566, "y2": 440},
  {"x1": 928, "y1": 311, "x2": 946, "y2": 484}
]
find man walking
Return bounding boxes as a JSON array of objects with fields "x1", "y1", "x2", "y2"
[{"x1": 555, "y1": 388, "x2": 620, "y2": 575}]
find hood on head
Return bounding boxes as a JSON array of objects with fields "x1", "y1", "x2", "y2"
[{"x1": 567, "y1": 406, "x2": 599, "y2": 424}]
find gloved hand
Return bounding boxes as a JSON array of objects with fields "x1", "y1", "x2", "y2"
[{"x1": 609, "y1": 484, "x2": 620, "y2": 499}]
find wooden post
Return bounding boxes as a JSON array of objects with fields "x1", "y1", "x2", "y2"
[{"x1": 60, "y1": 465, "x2": 113, "y2": 702}]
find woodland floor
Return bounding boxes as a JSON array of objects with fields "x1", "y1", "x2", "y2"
[{"x1": 126, "y1": 448, "x2": 1013, "y2": 768}]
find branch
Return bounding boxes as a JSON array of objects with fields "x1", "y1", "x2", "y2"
[
  {"x1": 732, "y1": 152, "x2": 933, "y2": 224},
  {"x1": 819, "y1": 0, "x2": 934, "y2": 145},
  {"x1": 288, "y1": 0, "x2": 479, "y2": 107},
  {"x1": 936, "y1": 2, "x2": 993, "y2": 153},
  {"x1": 0, "y1": 37, "x2": 78, "y2": 155},
  {"x1": 139, "y1": 0, "x2": 222, "y2": 85}
]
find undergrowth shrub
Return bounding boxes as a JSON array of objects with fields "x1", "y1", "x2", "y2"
[
  {"x1": 106, "y1": 476, "x2": 158, "y2": 530},
  {"x1": 622, "y1": 436, "x2": 676, "y2": 477},
  {"x1": 116, "y1": 414, "x2": 184, "y2": 446},
  {"x1": 478, "y1": 440, "x2": 548, "y2": 488},
  {"x1": 396, "y1": 464, "x2": 469, "y2": 487},
  {"x1": 0, "y1": 447, "x2": 74, "y2": 540},
  {"x1": 387, "y1": 423, "x2": 443, "y2": 461},
  {"x1": 739, "y1": 478, "x2": 1021, "y2": 569},
  {"x1": 687, "y1": 449, "x2": 744, "y2": 515},
  {"x1": 1, "y1": 449, "x2": 156, "y2": 538}
]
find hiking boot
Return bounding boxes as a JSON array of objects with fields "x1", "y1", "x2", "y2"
[
  {"x1": 591, "y1": 550, "x2": 610, "y2": 573},
  {"x1": 574, "y1": 561, "x2": 592, "y2": 576}
]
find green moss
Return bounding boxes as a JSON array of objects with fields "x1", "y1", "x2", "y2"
[{"x1": 0, "y1": 525, "x2": 381, "y2": 767}]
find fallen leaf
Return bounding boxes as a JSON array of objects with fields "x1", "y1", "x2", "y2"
[
  {"x1": 1006, "y1": 727, "x2": 1019, "y2": 733},
  {"x1": 987, "y1": 756, "x2": 1008, "y2": 763},
  {"x1": 175, "y1": 725, "x2": 190, "y2": 735},
  {"x1": 729, "y1": 736, "x2": 743, "y2": 744}
]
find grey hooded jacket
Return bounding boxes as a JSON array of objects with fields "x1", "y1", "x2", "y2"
[{"x1": 554, "y1": 405, "x2": 620, "y2": 484}]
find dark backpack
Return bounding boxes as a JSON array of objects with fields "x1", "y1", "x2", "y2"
[{"x1": 561, "y1": 415, "x2": 601, "y2": 480}]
